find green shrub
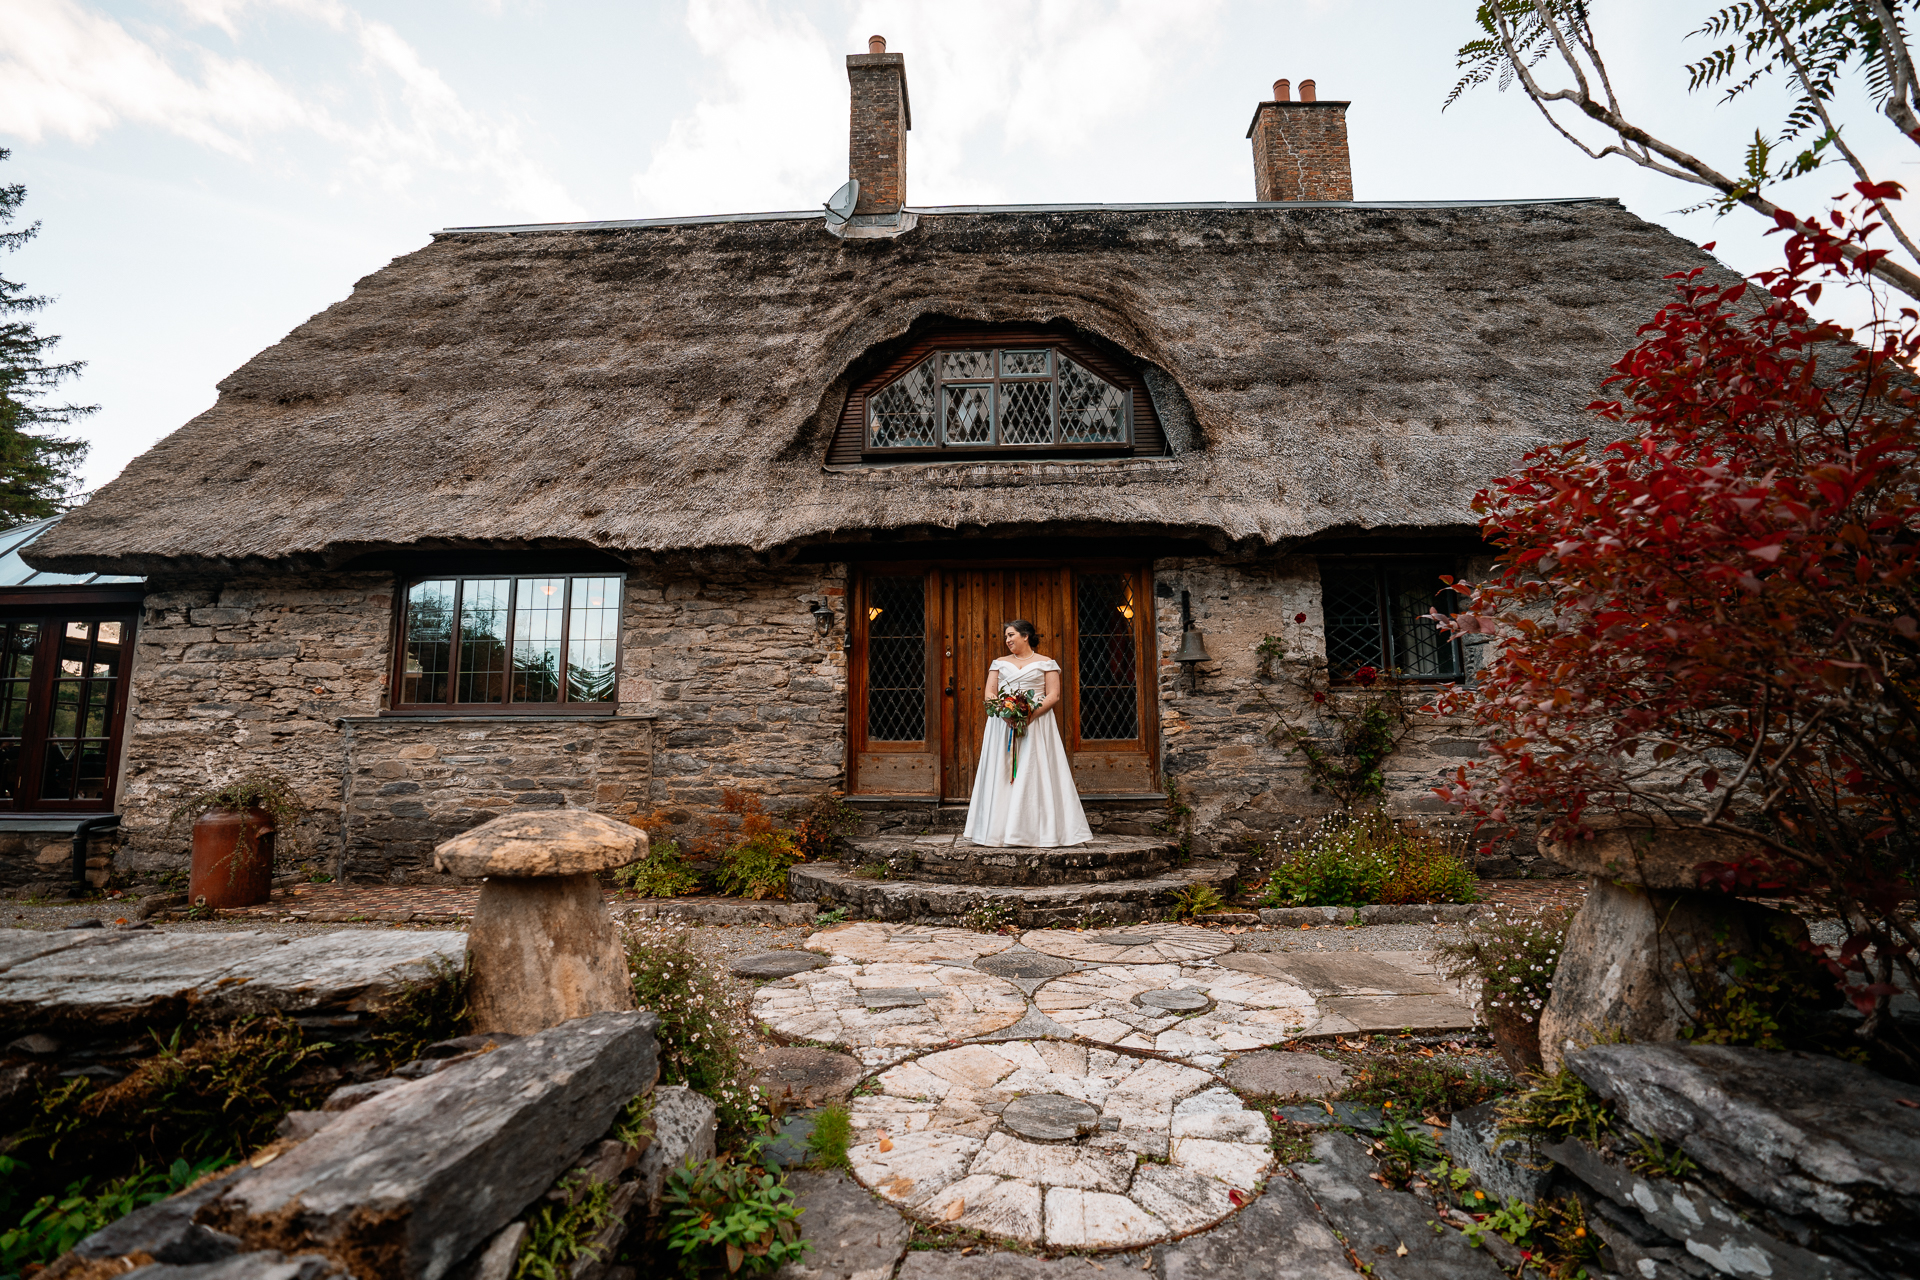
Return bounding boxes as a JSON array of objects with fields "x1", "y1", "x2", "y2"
[
  {"x1": 1341, "y1": 1054, "x2": 1508, "y2": 1116},
  {"x1": 515, "y1": 1172, "x2": 616, "y2": 1280},
  {"x1": 370, "y1": 958, "x2": 472, "y2": 1067},
  {"x1": 1260, "y1": 811, "x2": 1478, "y2": 907},
  {"x1": 0, "y1": 1156, "x2": 224, "y2": 1275},
  {"x1": 1170, "y1": 884, "x2": 1226, "y2": 920},
  {"x1": 1498, "y1": 1068, "x2": 1618, "y2": 1148},
  {"x1": 1436, "y1": 907, "x2": 1573, "y2": 1030},
  {"x1": 624, "y1": 927, "x2": 753, "y2": 1127},
  {"x1": 662, "y1": 1157, "x2": 809, "y2": 1278},
  {"x1": 717, "y1": 832, "x2": 804, "y2": 901},
  {"x1": 615, "y1": 839, "x2": 702, "y2": 898},
  {"x1": 789, "y1": 792, "x2": 860, "y2": 862}
]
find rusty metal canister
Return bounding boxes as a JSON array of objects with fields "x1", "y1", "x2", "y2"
[{"x1": 189, "y1": 808, "x2": 275, "y2": 909}]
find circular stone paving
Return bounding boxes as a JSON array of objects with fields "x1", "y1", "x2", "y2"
[
  {"x1": 974, "y1": 949, "x2": 1079, "y2": 981},
  {"x1": 806, "y1": 922, "x2": 1017, "y2": 965},
  {"x1": 846, "y1": 1040, "x2": 1273, "y2": 1248},
  {"x1": 750, "y1": 962, "x2": 1028, "y2": 1066},
  {"x1": 1020, "y1": 922, "x2": 1234, "y2": 966},
  {"x1": 1034, "y1": 964, "x2": 1318, "y2": 1066}
]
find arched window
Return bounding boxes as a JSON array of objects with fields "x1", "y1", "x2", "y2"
[{"x1": 828, "y1": 328, "x2": 1168, "y2": 464}]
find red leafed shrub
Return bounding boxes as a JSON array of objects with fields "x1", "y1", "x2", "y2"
[{"x1": 1431, "y1": 183, "x2": 1920, "y2": 1064}]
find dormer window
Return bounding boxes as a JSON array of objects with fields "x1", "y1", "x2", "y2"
[{"x1": 828, "y1": 327, "x2": 1169, "y2": 464}]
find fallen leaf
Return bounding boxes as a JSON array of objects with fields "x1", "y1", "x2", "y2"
[
  {"x1": 1424, "y1": 1114, "x2": 1445, "y2": 1127},
  {"x1": 1228, "y1": 1189, "x2": 1249, "y2": 1207},
  {"x1": 1322, "y1": 1100, "x2": 1334, "y2": 1115},
  {"x1": 878, "y1": 1135, "x2": 894, "y2": 1152},
  {"x1": 727, "y1": 1243, "x2": 745, "y2": 1272},
  {"x1": 1395, "y1": 1244, "x2": 1409, "y2": 1257},
  {"x1": 249, "y1": 1149, "x2": 280, "y2": 1169},
  {"x1": 943, "y1": 1199, "x2": 965, "y2": 1221},
  {"x1": 1899, "y1": 1098, "x2": 1918, "y2": 1109}
]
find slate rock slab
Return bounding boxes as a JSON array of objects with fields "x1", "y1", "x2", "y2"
[
  {"x1": 1223, "y1": 1050, "x2": 1349, "y2": 1099},
  {"x1": 1154, "y1": 1175, "x2": 1354, "y2": 1280},
  {"x1": 770, "y1": 1169, "x2": 911, "y2": 1280},
  {"x1": 973, "y1": 950, "x2": 1077, "y2": 981},
  {"x1": 637, "y1": 1084, "x2": 718, "y2": 1215},
  {"x1": 69, "y1": 1167, "x2": 251, "y2": 1268},
  {"x1": 1293, "y1": 1131, "x2": 1506, "y2": 1280},
  {"x1": 1568, "y1": 1043, "x2": 1920, "y2": 1229},
  {"x1": 749, "y1": 1046, "x2": 866, "y2": 1107},
  {"x1": 1445, "y1": 1100, "x2": 1555, "y2": 1206},
  {"x1": 732, "y1": 951, "x2": 829, "y2": 979},
  {"x1": 1278, "y1": 1102, "x2": 1387, "y2": 1131},
  {"x1": 895, "y1": 1253, "x2": 1110, "y2": 1279},
  {"x1": 200, "y1": 1010, "x2": 658, "y2": 1280}
]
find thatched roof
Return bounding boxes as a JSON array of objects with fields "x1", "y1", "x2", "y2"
[{"x1": 29, "y1": 199, "x2": 1723, "y2": 576}]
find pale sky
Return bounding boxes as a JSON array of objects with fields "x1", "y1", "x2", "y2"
[{"x1": 3, "y1": 0, "x2": 1915, "y2": 495}]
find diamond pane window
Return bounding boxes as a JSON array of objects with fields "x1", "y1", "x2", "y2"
[
  {"x1": 1057, "y1": 355, "x2": 1128, "y2": 444},
  {"x1": 1076, "y1": 573, "x2": 1141, "y2": 741},
  {"x1": 944, "y1": 385, "x2": 993, "y2": 444},
  {"x1": 866, "y1": 576, "x2": 927, "y2": 742},
  {"x1": 398, "y1": 575, "x2": 625, "y2": 708},
  {"x1": 998, "y1": 381, "x2": 1053, "y2": 445},
  {"x1": 1317, "y1": 563, "x2": 1466, "y2": 683},
  {"x1": 865, "y1": 344, "x2": 1131, "y2": 452},
  {"x1": 869, "y1": 357, "x2": 938, "y2": 448}
]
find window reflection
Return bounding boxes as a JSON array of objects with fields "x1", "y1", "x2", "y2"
[{"x1": 399, "y1": 576, "x2": 623, "y2": 708}]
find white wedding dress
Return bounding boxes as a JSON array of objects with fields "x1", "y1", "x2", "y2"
[{"x1": 963, "y1": 657, "x2": 1093, "y2": 848}]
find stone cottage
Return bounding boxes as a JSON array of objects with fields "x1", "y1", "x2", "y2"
[{"x1": 12, "y1": 42, "x2": 1725, "y2": 891}]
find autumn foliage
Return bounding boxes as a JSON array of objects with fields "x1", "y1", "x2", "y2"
[{"x1": 1432, "y1": 183, "x2": 1920, "y2": 1055}]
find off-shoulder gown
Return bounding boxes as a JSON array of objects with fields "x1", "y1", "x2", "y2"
[{"x1": 963, "y1": 657, "x2": 1093, "y2": 848}]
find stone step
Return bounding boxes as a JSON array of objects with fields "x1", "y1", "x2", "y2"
[
  {"x1": 787, "y1": 860, "x2": 1234, "y2": 927},
  {"x1": 846, "y1": 833, "x2": 1181, "y2": 886},
  {"x1": 847, "y1": 797, "x2": 1171, "y2": 840}
]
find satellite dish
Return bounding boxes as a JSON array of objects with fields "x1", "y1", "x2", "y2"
[{"x1": 824, "y1": 179, "x2": 859, "y2": 226}]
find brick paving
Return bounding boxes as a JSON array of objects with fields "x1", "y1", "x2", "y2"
[{"x1": 203, "y1": 877, "x2": 1586, "y2": 926}]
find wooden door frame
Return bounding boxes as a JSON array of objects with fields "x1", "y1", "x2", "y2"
[{"x1": 846, "y1": 561, "x2": 1161, "y2": 799}]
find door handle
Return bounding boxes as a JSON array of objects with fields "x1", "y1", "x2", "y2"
[{"x1": 945, "y1": 677, "x2": 955, "y2": 696}]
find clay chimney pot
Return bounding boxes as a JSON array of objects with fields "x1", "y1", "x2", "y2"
[
  {"x1": 869, "y1": 34, "x2": 886, "y2": 54},
  {"x1": 1299, "y1": 79, "x2": 1317, "y2": 102},
  {"x1": 1273, "y1": 78, "x2": 1290, "y2": 102}
]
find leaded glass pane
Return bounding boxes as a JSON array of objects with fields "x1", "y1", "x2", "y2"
[
  {"x1": 943, "y1": 350, "x2": 992, "y2": 379},
  {"x1": 513, "y1": 578, "x2": 565, "y2": 703},
  {"x1": 1077, "y1": 573, "x2": 1139, "y2": 740},
  {"x1": 459, "y1": 578, "x2": 509, "y2": 703},
  {"x1": 1321, "y1": 571, "x2": 1384, "y2": 680},
  {"x1": 998, "y1": 380, "x2": 1053, "y2": 445},
  {"x1": 870, "y1": 357, "x2": 938, "y2": 448},
  {"x1": 1001, "y1": 349, "x2": 1050, "y2": 377},
  {"x1": 944, "y1": 384, "x2": 993, "y2": 444},
  {"x1": 404, "y1": 580, "x2": 455, "y2": 703},
  {"x1": 1057, "y1": 354, "x2": 1127, "y2": 444},
  {"x1": 1388, "y1": 569, "x2": 1462, "y2": 678},
  {"x1": 567, "y1": 576, "x2": 621, "y2": 702},
  {"x1": 866, "y1": 576, "x2": 926, "y2": 742}
]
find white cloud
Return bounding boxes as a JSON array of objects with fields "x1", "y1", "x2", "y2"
[
  {"x1": 630, "y1": 0, "x2": 1227, "y2": 216},
  {"x1": 0, "y1": 0, "x2": 583, "y2": 219}
]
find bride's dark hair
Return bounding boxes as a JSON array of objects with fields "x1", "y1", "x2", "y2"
[{"x1": 1005, "y1": 619, "x2": 1042, "y2": 645}]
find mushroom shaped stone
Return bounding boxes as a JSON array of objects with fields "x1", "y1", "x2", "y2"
[{"x1": 434, "y1": 810, "x2": 647, "y2": 1036}]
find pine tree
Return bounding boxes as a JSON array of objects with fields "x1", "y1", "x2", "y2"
[{"x1": 0, "y1": 148, "x2": 90, "y2": 528}]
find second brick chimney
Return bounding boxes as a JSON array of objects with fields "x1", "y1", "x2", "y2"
[
  {"x1": 1246, "y1": 78, "x2": 1352, "y2": 202},
  {"x1": 847, "y1": 35, "x2": 910, "y2": 216}
]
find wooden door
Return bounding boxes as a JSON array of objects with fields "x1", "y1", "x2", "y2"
[{"x1": 848, "y1": 563, "x2": 1159, "y2": 799}]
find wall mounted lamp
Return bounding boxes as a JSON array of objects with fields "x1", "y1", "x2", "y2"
[
  {"x1": 809, "y1": 601, "x2": 836, "y2": 634},
  {"x1": 1175, "y1": 590, "x2": 1211, "y2": 691}
]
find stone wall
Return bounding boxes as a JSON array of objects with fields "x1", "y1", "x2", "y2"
[{"x1": 1149, "y1": 554, "x2": 1537, "y2": 874}]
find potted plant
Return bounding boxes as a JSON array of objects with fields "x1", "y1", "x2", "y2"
[{"x1": 171, "y1": 774, "x2": 302, "y2": 910}]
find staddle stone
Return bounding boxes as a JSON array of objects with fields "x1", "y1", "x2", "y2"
[
  {"x1": 730, "y1": 950, "x2": 828, "y2": 979},
  {"x1": 433, "y1": 809, "x2": 646, "y2": 878},
  {"x1": 467, "y1": 874, "x2": 634, "y2": 1036},
  {"x1": 1002, "y1": 1092, "x2": 1101, "y2": 1141},
  {"x1": 1135, "y1": 988, "x2": 1210, "y2": 1013}
]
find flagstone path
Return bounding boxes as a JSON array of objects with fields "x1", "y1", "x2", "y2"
[{"x1": 748, "y1": 961, "x2": 1030, "y2": 1066}]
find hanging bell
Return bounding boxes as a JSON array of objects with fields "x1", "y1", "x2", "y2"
[{"x1": 1172, "y1": 627, "x2": 1211, "y2": 664}]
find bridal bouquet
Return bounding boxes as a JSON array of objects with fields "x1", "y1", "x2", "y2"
[{"x1": 986, "y1": 690, "x2": 1039, "y2": 782}]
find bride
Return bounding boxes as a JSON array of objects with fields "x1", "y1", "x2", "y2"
[{"x1": 963, "y1": 620, "x2": 1093, "y2": 848}]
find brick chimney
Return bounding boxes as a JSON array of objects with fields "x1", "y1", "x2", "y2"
[
  {"x1": 1246, "y1": 77, "x2": 1352, "y2": 202},
  {"x1": 846, "y1": 35, "x2": 910, "y2": 216}
]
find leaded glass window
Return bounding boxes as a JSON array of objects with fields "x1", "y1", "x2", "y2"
[
  {"x1": 866, "y1": 345, "x2": 1130, "y2": 452},
  {"x1": 0, "y1": 611, "x2": 137, "y2": 813},
  {"x1": 1317, "y1": 563, "x2": 1466, "y2": 682},
  {"x1": 398, "y1": 574, "x2": 623, "y2": 709},
  {"x1": 865, "y1": 576, "x2": 927, "y2": 741},
  {"x1": 1076, "y1": 573, "x2": 1141, "y2": 740}
]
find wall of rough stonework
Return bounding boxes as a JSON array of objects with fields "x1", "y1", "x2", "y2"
[
  {"x1": 1148, "y1": 554, "x2": 1537, "y2": 875},
  {"x1": 340, "y1": 718, "x2": 654, "y2": 884}
]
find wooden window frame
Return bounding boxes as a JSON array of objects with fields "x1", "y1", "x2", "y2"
[
  {"x1": 828, "y1": 326, "x2": 1170, "y2": 466},
  {"x1": 0, "y1": 600, "x2": 140, "y2": 814},
  {"x1": 387, "y1": 573, "x2": 625, "y2": 717},
  {"x1": 1318, "y1": 558, "x2": 1468, "y2": 686}
]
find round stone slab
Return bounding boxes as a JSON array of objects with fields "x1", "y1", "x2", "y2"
[
  {"x1": 975, "y1": 950, "x2": 1078, "y2": 981},
  {"x1": 808, "y1": 922, "x2": 1017, "y2": 965},
  {"x1": 847, "y1": 1040, "x2": 1273, "y2": 1248},
  {"x1": 1035, "y1": 964, "x2": 1318, "y2": 1067},
  {"x1": 751, "y1": 962, "x2": 1028, "y2": 1067},
  {"x1": 1020, "y1": 923, "x2": 1233, "y2": 966},
  {"x1": 1002, "y1": 1093, "x2": 1101, "y2": 1141},
  {"x1": 731, "y1": 951, "x2": 829, "y2": 979},
  {"x1": 1221, "y1": 1049, "x2": 1350, "y2": 1099},
  {"x1": 1134, "y1": 988, "x2": 1211, "y2": 1013}
]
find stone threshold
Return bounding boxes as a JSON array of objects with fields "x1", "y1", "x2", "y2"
[{"x1": 788, "y1": 861, "x2": 1236, "y2": 927}]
